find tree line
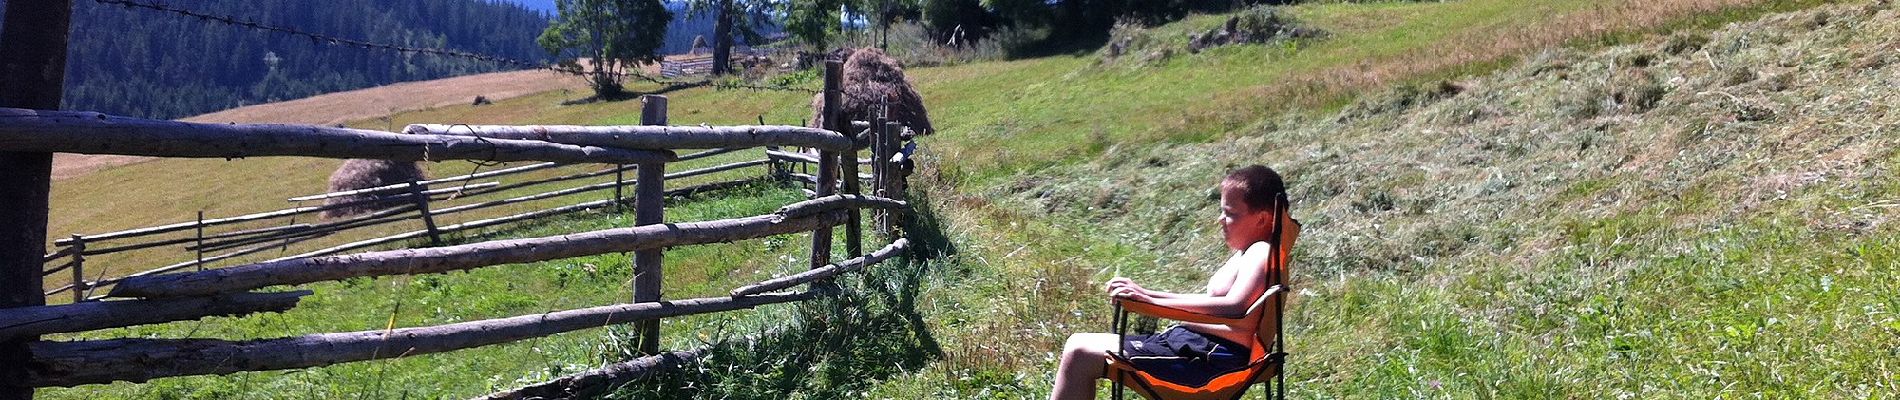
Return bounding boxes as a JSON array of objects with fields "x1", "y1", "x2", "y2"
[
  {"x1": 0, "y1": 0, "x2": 1298, "y2": 118},
  {"x1": 0, "y1": 0, "x2": 554, "y2": 119}
]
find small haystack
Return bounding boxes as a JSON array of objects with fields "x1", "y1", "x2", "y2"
[
  {"x1": 320, "y1": 159, "x2": 428, "y2": 220},
  {"x1": 810, "y1": 48, "x2": 934, "y2": 136}
]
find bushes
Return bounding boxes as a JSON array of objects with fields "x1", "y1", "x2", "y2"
[{"x1": 1099, "y1": 5, "x2": 1325, "y2": 65}]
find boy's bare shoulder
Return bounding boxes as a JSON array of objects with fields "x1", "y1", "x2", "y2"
[{"x1": 1241, "y1": 241, "x2": 1275, "y2": 262}]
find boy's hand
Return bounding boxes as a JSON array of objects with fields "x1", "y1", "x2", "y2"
[
  {"x1": 1105, "y1": 277, "x2": 1142, "y2": 293},
  {"x1": 1110, "y1": 286, "x2": 1154, "y2": 303}
]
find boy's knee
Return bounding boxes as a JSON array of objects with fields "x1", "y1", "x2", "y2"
[
  {"x1": 1061, "y1": 334, "x2": 1085, "y2": 351},
  {"x1": 1062, "y1": 333, "x2": 1109, "y2": 355}
]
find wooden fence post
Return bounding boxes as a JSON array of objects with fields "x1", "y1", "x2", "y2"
[
  {"x1": 410, "y1": 182, "x2": 443, "y2": 246},
  {"x1": 842, "y1": 138, "x2": 863, "y2": 259},
  {"x1": 887, "y1": 122, "x2": 909, "y2": 204},
  {"x1": 760, "y1": 115, "x2": 786, "y2": 181},
  {"x1": 634, "y1": 95, "x2": 669, "y2": 355},
  {"x1": 870, "y1": 117, "x2": 890, "y2": 236},
  {"x1": 195, "y1": 211, "x2": 206, "y2": 271},
  {"x1": 812, "y1": 60, "x2": 843, "y2": 276},
  {"x1": 1, "y1": 0, "x2": 73, "y2": 396},
  {"x1": 68, "y1": 236, "x2": 84, "y2": 304}
]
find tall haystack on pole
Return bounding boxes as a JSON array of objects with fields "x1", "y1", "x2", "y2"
[
  {"x1": 320, "y1": 159, "x2": 430, "y2": 220},
  {"x1": 809, "y1": 48, "x2": 934, "y2": 137}
]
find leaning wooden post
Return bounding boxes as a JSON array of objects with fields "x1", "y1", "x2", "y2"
[
  {"x1": 633, "y1": 95, "x2": 669, "y2": 355},
  {"x1": 614, "y1": 164, "x2": 626, "y2": 211},
  {"x1": 0, "y1": 0, "x2": 73, "y2": 396},
  {"x1": 67, "y1": 236, "x2": 84, "y2": 304},
  {"x1": 888, "y1": 122, "x2": 910, "y2": 204},
  {"x1": 811, "y1": 60, "x2": 843, "y2": 277},
  {"x1": 194, "y1": 211, "x2": 206, "y2": 271},
  {"x1": 880, "y1": 121, "x2": 904, "y2": 236},
  {"x1": 760, "y1": 115, "x2": 785, "y2": 181},
  {"x1": 870, "y1": 117, "x2": 890, "y2": 236},
  {"x1": 842, "y1": 139, "x2": 864, "y2": 258},
  {"x1": 410, "y1": 181, "x2": 443, "y2": 246}
]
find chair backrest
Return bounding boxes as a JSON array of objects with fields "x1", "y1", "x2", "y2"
[{"x1": 1248, "y1": 207, "x2": 1299, "y2": 360}]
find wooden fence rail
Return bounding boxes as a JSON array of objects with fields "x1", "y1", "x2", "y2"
[
  {"x1": 5, "y1": 60, "x2": 926, "y2": 394},
  {"x1": 41, "y1": 156, "x2": 775, "y2": 298},
  {"x1": 21, "y1": 291, "x2": 815, "y2": 387},
  {"x1": 403, "y1": 124, "x2": 855, "y2": 152},
  {"x1": 0, "y1": 291, "x2": 311, "y2": 341},
  {"x1": 0, "y1": 108, "x2": 675, "y2": 164},
  {"x1": 107, "y1": 197, "x2": 895, "y2": 298}
]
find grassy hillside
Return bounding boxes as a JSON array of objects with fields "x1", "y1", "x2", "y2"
[
  {"x1": 888, "y1": 1, "x2": 1897, "y2": 398},
  {"x1": 37, "y1": 0, "x2": 1893, "y2": 398}
]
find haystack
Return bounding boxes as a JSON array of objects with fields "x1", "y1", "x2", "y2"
[
  {"x1": 809, "y1": 48, "x2": 934, "y2": 137},
  {"x1": 320, "y1": 159, "x2": 428, "y2": 220}
]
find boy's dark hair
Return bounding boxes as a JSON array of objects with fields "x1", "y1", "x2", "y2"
[{"x1": 1221, "y1": 165, "x2": 1287, "y2": 212}]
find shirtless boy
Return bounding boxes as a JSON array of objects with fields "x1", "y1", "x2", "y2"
[{"x1": 1049, "y1": 165, "x2": 1289, "y2": 400}]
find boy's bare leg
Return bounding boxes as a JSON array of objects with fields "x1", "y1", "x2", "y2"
[{"x1": 1052, "y1": 332, "x2": 1120, "y2": 400}]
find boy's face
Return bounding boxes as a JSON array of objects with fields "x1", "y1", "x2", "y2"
[{"x1": 1217, "y1": 184, "x2": 1274, "y2": 251}]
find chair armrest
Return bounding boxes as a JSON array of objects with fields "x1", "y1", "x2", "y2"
[
  {"x1": 1113, "y1": 285, "x2": 1286, "y2": 325},
  {"x1": 1240, "y1": 285, "x2": 1288, "y2": 320}
]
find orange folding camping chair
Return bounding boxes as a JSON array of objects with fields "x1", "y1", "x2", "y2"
[{"x1": 1104, "y1": 204, "x2": 1298, "y2": 400}]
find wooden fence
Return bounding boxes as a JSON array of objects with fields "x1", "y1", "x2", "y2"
[
  {"x1": 660, "y1": 55, "x2": 715, "y2": 78},
  {"x1": 0, "y1": 60, "x2": 920, "y2": 395}
]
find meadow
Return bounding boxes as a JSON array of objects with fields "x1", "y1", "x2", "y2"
[{"x1": 37, "y1": 0, "x2": 1896, "y2": 398}]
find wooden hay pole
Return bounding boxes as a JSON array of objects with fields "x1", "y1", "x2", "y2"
[
  {"x1": 108, "y1": 209, "x2": 854, "y2": 298},
  {"x1": 19, "y1": 292, "x2": 815, "y2": 387},
  {"x1": 473, "y1": 350, "x2": 702, "y2": 400},
  {"x1": 731, "y1": 238, "x2": 909, "y2": 296},
  {"x1": 0, "y1": 108, "x2": 676, "y2": 164},
  {"x1": 0, "y1": 291, "x2": 310, "y2": 341},
  {"x1": 403, "y1": 124, "x2": 855, "y2": 152}
]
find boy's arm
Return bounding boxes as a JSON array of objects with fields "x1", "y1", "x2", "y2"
[
  {"x1": 1120, "y1": 243, "x2": 1272, "y2": 316},
  {"x1": 1106, "y1": 277, "x2": 1188, "y2": 299}
]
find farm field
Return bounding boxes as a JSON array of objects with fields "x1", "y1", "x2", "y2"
[{"x1": 34, "y1": 0, "x2": 1898, "y2": 398}]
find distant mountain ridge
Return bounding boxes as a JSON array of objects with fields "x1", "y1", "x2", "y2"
[
  {"x1": 0, "y1": 0, "x2": 552, "y2": 119},
  {"x1": 0, "y1": 0, "x2": 767, "y2": 119}
]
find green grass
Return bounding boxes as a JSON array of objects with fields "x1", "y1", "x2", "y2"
[
  {"x1": 38, "y1": 182, "x2": 839, "y2": 399},
  {"x1": 37, "y1": 0, "x2": 1897, "y2": 398}
]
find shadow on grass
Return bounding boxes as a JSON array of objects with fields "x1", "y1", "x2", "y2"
[{"x1": 601, "y1": 189, "x2": 962, "y2": 399}]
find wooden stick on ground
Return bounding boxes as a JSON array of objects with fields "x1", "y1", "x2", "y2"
[{"x1": 472, "y1": 350, "x2": 702, "y2": 400}]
